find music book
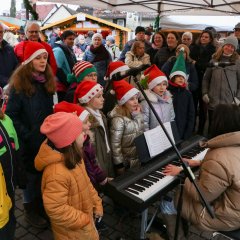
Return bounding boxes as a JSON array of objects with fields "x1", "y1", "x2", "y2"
[{"x1": 144, "y1": 122, "x2": 175, "y2": 158}]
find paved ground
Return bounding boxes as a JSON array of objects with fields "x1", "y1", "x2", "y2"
[{"x1": 14, "y1": 188, "x2": 229, "y2": 240}]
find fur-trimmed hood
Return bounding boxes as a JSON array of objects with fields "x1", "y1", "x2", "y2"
[{"x1": 144, "y1": 89, "x2": 172, "y2": 104}]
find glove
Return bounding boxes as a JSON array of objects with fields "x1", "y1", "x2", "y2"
[{"x1": 202, "y1": 94, "x2": 210, "y2": 104}]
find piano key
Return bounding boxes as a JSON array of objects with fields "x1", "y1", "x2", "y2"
[
  {"x1": 126, "y1": 188, "x2": 140, "y2": 195},
  {"x1": 129, "y1": 184, "x2": 145, "y2": 192}
]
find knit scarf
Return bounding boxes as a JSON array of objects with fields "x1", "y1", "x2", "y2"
[
  {"x1": 90, "y1": 44, "x2": 110, "y2": 62},
  {"x1": 168, "y1": 80, "x2": 187, "y2": 89},
  {"x1": 32, "y1": 72, "x2": 46, "y2": 83}
]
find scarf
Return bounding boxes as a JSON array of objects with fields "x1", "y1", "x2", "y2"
[
  {"x1": 90, "y1": 44, "x2": 110, "y2": 62},
  {"x1": 168, "y1": 80, "x2": 187, "y2": 89},
  {"x1": 86, "y1": 107, "x2": 111, "y2": 153},
  {"x1": 32, "y1": 72, "x2": 46, "y2": 83}
]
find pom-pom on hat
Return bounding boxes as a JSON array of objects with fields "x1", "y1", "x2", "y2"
[
  {"x1": 222, "y1": 36, "x2": 238, "y2": 50},
  {"x1": 113, "y1": 80, "x2": 139, "y2": 105},
  {"x1": 144, "y1": 64, "x2": 168, "y2": 90},
  {"x1": 74, "y1": 80, "x2": 103, "y2": 104},
  {"x1": 40, "y1": 112, "x2": 82, "y2": 149},
  {"x1": 105, "y1": 61, "x2": 130, "y2": 80},
  {"x1": 23, "y1": 41, "x2": 48, "y2": 65},
  {"x1": 169, "y1": 47, "x2": 187, "y2": 80},
  {"x1": 67, "y1": 61, "x2": 97, "y2": 84},
  {"x1": 53, "y1": 101, "x2": 89, "y2": 122}
]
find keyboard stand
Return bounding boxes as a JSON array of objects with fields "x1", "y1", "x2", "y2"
[{"x1": 140, "y1": 205, "x2": 161, "y2": 239}]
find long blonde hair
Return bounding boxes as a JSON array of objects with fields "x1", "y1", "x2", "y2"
[{"x1": 114, "y1": 105, "x2": 131, "y2": 118}]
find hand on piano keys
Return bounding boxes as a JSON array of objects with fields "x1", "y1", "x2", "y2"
[{"x1": 163, "y1": 158, "x2": 201, "y2": 176}]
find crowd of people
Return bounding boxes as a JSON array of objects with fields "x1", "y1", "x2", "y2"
[{"x1": 1, "y1": 20, "x2": 240, "y2": 240}]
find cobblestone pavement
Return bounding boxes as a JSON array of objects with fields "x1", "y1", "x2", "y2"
[{"x1": 14, "y1": 188, "x2": 228, "y2": 240}]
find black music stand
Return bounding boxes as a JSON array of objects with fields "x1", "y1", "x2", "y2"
[{"x1": 131, "y1": 75, "x2": 215, "y2": 240}]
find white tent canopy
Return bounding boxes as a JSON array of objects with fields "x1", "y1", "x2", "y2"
[
  {"x1": 36, "y1": 0, "x2": 240, "y2": 15},
  {"x1": 161, "y1": 15, "x2": 240, "y2": 31}
]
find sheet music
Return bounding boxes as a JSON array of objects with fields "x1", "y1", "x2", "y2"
[{"x1": 144, "y1": 122, "x2": 175, "y2": 158}]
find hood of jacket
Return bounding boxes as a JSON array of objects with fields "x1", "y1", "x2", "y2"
[
  {"x1": 35, "y1": 140, "x2": 63, "y2": 172},
  {"x1": 200, "y1": 131, "x2": 240, "y2": 149},
  {"x1": 144, "y1": 89, "x2": 172, "y2": 104}
]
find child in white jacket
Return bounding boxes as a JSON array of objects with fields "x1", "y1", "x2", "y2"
[{"x1": 141, "y1": 64, "x2": 175, "y2": 131}]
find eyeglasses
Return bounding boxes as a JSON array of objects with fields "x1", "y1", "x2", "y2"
[
  {"x1": 86, "y1": 73, "x2": 97, "y2": 78},
  {"x1": 235, "y1": 28, "x2": 240, "y2": 32},
  {"x1": 28, "y1": 30, "x2": 40, "y2": 34}
]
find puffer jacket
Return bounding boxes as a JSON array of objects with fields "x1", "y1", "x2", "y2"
[
  {"x1": 125, "y1": 51, "x2": 150, "y2": 68},
  {"x1": 181, "y1": 131, "x2": 240, "y2": 231},
  {"x1": 202, "y1": 56, "x2": 240, "y2": 110},
  {"x1": 109, "y1": 106, "x2": 144, "y2": 168},
  {"x1": 141, "y1": 90, "x2": 175, "y2": 131},
  {"x1": 35, "y1": 140, "x2": 103, "y2": 240}
]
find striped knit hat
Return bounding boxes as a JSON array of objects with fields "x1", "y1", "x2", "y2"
[{"x1": 67, "y1": 60, "x2": 97, "y2": 84}]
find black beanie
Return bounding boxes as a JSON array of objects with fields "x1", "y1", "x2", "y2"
[{"x1": 135, "y1": 26, "x2": 145, "y2": 35}]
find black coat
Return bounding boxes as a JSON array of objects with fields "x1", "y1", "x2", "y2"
[
  {"x1": 190, "y1": 44, "x2": 216, "y2": 86},
  {"x1": 168, "y1": 83, "x2": 195, "y2": 140},
  {"x1": 154, "y1": 46, "x2": 177, "y2": 69},
  {"x1": 0, "y1": 40, "x2": 18, "y2": 88},
  {"x1": 6, "y1": 82, "x2": 54, "y2": 172}
]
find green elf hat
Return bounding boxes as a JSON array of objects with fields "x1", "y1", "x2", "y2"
[
  {"x1": 67, "y1": 61, "x2": 97, "y2": 84},
  {"x1": 169, "y1": 47, "x2": 187, "y2": 80}
]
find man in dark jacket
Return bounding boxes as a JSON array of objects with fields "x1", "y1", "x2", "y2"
[
  {"x1": 0, "y1": 23, "x2": 18, "y2": 88},
  {"x1": 119, "y1": 26, "x2": 152, "y2": 62},
  {"x1": 234, "y1": 22, "x2": 240, "y2": 54}
]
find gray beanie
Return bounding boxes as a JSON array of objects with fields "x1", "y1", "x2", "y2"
[
  {"x1": 223, "y1": 36, "x2": 238, "y2": 50},
  {"x1": 106, "y1": 35, "x2": 115, "y2": 43}
]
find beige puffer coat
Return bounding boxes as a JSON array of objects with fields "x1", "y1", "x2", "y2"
[
  {"x1": 181, "y1": 131, "x2": 240, "y2": 231},
  {"x1": 108, "y1": 106, "x2": 144, "y2": 168},
  {"x1": 35, "y1": 140, "x2": 103, "y2": 240}
]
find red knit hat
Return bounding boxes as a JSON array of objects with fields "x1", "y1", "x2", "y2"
[
  {"x1": 53, "y1": 101, "x2": 89, "y2": 122},
  {"x1": 74, "y1": 80, "x2": 103, "y2": 104},
  {"x1": 144, "y1": 64, "x2": 168, "y2": 90},
  {"x1": 113, "y1": 80, "x2": 139, "y2": 105},
  {"x1": 105, "y1": 61, "x2": 129, "y2": 79},
  {"x1": 23, "y1": 41, "x2": 48, "y2": 65},
  {"x1": 40, "y1": 112, "x2": 82, "y2": 149}
]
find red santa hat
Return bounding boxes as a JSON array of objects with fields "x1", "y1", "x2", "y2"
[
  {"x1": 74, "y1": 80, "x2": 103, "y2": 104},
  {"x1": 23, "y1": 41, "x2": 48, "y2": 65},
  {"x1": 105, "y1": 61, "x2": 130, "y2": 80},
  {"x1": 144, "y1": 64, "x2": 168, "y2": 90},
  {"x1": 53, "y1": 101, "x2": 89, "y2": 122},
  {"x1": 113, "y1": 80, "x2": 139, "y2": 105}
]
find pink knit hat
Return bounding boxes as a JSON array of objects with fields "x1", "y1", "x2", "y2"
[
  {"x1": 74, "y1": 80, "x2": 103, "y2": 104},
  {"x1": 53, "y1": 101, "x2": 89, "y2": 122},
  {"x1": 40, "y1": 112, "x2": 82, "y2": 148}
]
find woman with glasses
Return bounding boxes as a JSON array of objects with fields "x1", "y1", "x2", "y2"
[{"x1": 65, "y1": 60, "x2": 98, "y2": 103}]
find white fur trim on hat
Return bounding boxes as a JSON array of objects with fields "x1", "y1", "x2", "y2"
[
  {"x1": 118, "y1": 88, "x2": 139, "y2": 105},
  {"x1": 169, "y1": 70, "x2": 187, "y2": 80},
  {"x1": 79, "y1": 109, "x2": 90, "y2": 122},
  {"x1": 78, "y1": 84, "x2": 103, "y2": 104},
  {"x1": 148, "y1": 76, "x2": 168, "y2": 90},
  {"x1": 110, "y1": 65, "x2": 129, "y2": 79},
  {"x1": 22, "y1": 49, "x2": 48, "y2": 65}
]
